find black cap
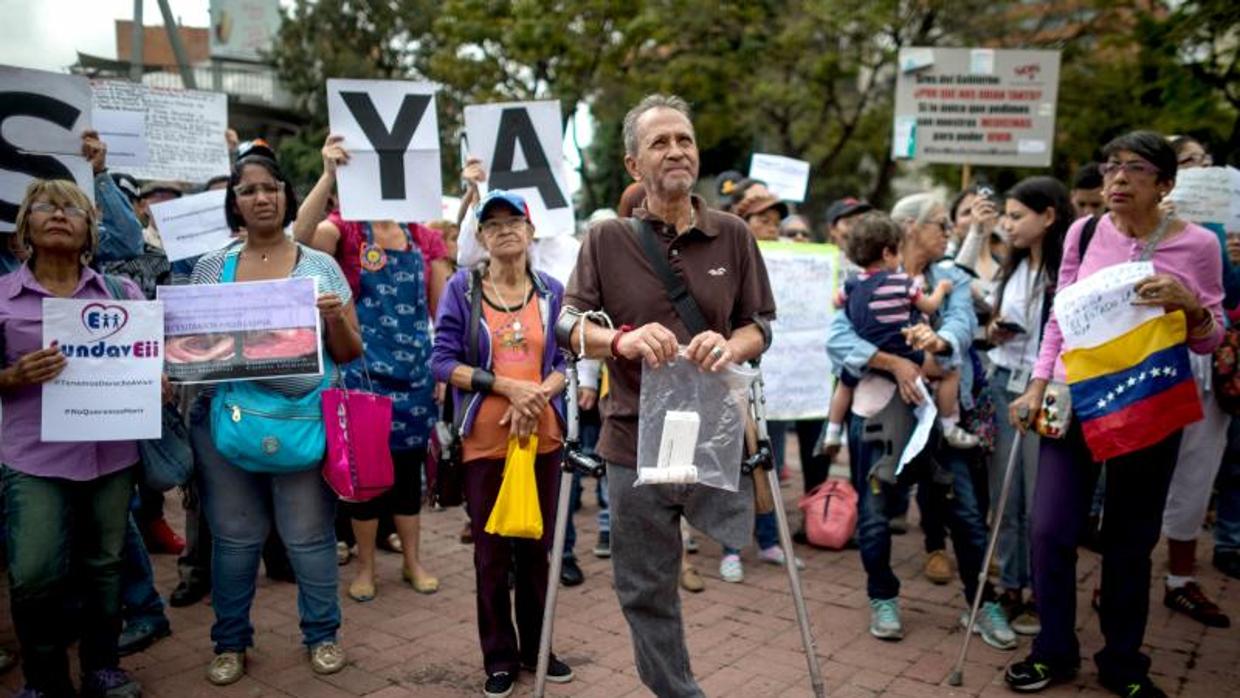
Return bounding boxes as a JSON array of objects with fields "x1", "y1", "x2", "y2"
[
  {"x1": 826, "y1": 197, "x2": 872, "y2": 226},
  {"x1": 111, "y1": 172, "x2": 140, "y2": 201}
]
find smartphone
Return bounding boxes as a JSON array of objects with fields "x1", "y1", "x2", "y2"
[{"x1": 996, "y1": 320, "x2": 1027, "y2": 335}]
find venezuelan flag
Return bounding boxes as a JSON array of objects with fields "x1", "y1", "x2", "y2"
[{"x1": 1062, "y1": 311, "x2": 1202, "y2": 462}]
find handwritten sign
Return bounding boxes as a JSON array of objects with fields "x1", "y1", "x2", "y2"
[
  {"x1": 91, "y1": 81, "x2": 230, "y2": 183},
  {"x1": 158, "y1": 277, "x2": 323, "y2": 383},
  {"x1": 149, "y1": 189, "x2": 231, "y2": 262},
  {"x1": 93, "y1": 109, "x2": 148, "y2": 168},
  {"x1": 748, "y1": 153, "x2": 811, "y2": 204},
  {"x1": 757, "y1": 242, "x2": 838, "y2": 419},
  {"x1": 41, "y1": 298, "x2": 163, "y2": 441},
  {"x1": 892, "y1": 47, "x2": 1061, "y2": 167},
  {"x1": 1167, "y1": 166, "x2": 1240, "y2": 232},
  {"x1": 1053, "y1": 262, "x2": 1159, "y2": 350}
]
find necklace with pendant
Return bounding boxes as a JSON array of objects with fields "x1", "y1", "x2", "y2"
[{"x1": 488, "y1": 268, "x2": 529, "y2": 343}]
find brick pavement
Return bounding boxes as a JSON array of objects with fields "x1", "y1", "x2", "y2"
[{"x1": 1, "y1": 454, "x2": 1235, "y2": 697}]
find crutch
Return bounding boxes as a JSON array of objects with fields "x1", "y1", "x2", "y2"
[
  {"x1": 746, "y1": 366, "x2": 827, "y2": 698},
  {"x1": 947, "y1": 412, "x2": 1027, "y2": 687},
  {"x1": 534, "y1": 353, "x2": 604, "y2": 698}
]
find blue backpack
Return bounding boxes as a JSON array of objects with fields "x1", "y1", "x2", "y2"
[{"x1": 208, "y1": 249, "x2": 333, "y2": 473}]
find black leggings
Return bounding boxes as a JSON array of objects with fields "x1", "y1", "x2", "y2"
[{"x1": 344, "y1": 448, "x2": 426, "y2": 520}]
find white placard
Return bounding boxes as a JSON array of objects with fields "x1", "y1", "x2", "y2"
[
  {"x1": 327, "y1": 79, "x2": 442, "y2": 223},
  {"x1": 149, "y1": 189, "x2": 231, "y2": 262},
  {"x1": 464, "y1": 101, "x2": 575, "y2": 238},
  {"x1": 1167, "y1": 167, "x2": 1237, "y2": 229},
  {"x1": 209, "y1": 0, "x2": 282, "y2": 62},
  {"x1": 41, "y1": 298, "x2": 163, "y2": 441},
  {"x1": 0, "y1": 65, "x2": 95, "y2": 233},
  {"x1": 748, "y1": 153, "x2": 810, "y2": 204},
  {"x1": 93, "y1": 109, "x2": 148, "y2": 168},
  {"x1": 1053, "y1": 261, "x2": 1160, "y2": 350},
  {"x1": 91, "y1": 80, "x2": 230, "y2": 183},
  {"x1": 758, "y1": 243, "x2": 837, "y2": 419}
]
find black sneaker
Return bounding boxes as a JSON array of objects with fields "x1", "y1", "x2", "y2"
[
  {"x1": 484, "y1": 671, "x2": 515, "y2": 697},
  {"x1": 1099, "y1": 674, "x2": 1167, "y2": 698},
  {"x1": 522, "y1": 657, "x2": 574, "y2": 684},
  {"x1": 169, "y1": 579, "x2": 210, "y2": 607},
  {"x1": 560, "y1": 557, "x2": 584, "y2": 587},
  {"x1": 1213, "y1": 550, "x2": 1240, "y2": 581},
  {"x1": 1005, "y1": 657, "x2": 1076, "y2": 692},
  {"x1": 593, "y1": 531, "x2": 611, "y2": 558},
  {"x1": 1164, "y1": 582, "x2": 1230, "y2": 628}
]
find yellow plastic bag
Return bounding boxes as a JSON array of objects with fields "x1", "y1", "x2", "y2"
[{"x1": 484, "y1": 435, "x2": 543, "y2": 539}]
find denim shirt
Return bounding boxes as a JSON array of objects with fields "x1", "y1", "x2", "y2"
[
  {"x1": 827, "y1": 260, "x2": 978, "y2": 409},
  {"x1": 92, "y1": 172, "x2": 144, "y2": 265}
]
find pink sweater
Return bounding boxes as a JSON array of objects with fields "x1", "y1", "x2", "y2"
[{"x1": 1034, "y1": 214, "x2": 1224, "y2": 382}]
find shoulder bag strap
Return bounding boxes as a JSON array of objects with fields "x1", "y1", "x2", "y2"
[
  {"x1": 452, "y1": 267, "x2": 485, "y2": 433},
  {"x1": 628, "y1": 216, "x2": 709, "y2": 336}
]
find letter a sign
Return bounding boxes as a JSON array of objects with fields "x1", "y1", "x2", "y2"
[
  {"x1": 464, "y1": 101, "x2": 574, "y2": 238},
  {"x1": 327, "y1": 79, "x2": 442, "y2": 223}
]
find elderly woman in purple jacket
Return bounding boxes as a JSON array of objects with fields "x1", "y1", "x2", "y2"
[{"x1": 430, "y1": 190, "x2": 572, "y2": 697}]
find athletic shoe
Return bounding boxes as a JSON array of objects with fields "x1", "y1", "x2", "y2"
[
  {"x1": 1164, "y1": 582, "x2": 1230, "y2": 628},
  {"x1": 309, "y1": 642, "x2": 346, "y2": 675},
  {"x1": 943, "y1": 424, "x2": 980, "y2": 449},
  {"x1": 118, "y1": 619, "x2": 171, "y2": 656},
  {"x1": 1011, "y1": 607, "x2": 1041, "y2": 636},
  {"x1": 962, "y1": 602, "x2": 1017, "y2": 650},
  {"x1": 719, "y1": 554, "x2": 744, "y2": 583},
  {"x1": 205, "y1": 651, "x2": 245, "y2": 686},
  {"x1": 593, "y1": 531, "x2": 611, "y2": 558},
  {"x1": 80, "y1": 667, "x2": 141, "y2": 698},
  {"x1": 923, "y1": 550, "x2": 952, "y2": 585},
  {"x1": 1099, "y1": 674, "x2": 1167, "y2": 697},
  {"x1": 484, "y1": 671, "x2": 515, "y2": 697},
  {"x1": 1005, "y1": 657, "x2": 1077, "y2": 692},
  {"x1": 522, "y1": 657, "x2": 573, "y2": 683},
  {"x1": 560, "y1": 557, "x2": 584, "y2": 587},
  {"x1": 868, "y1": 598, "x2": 903, "y2": 640},
  {"x1": 757, "y1": 545, "x2": 805, "y2": 569}
]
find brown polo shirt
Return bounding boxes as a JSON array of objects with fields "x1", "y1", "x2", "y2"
[{"x1": 564, "y1": 194, "x2": 777, "y2": 468}]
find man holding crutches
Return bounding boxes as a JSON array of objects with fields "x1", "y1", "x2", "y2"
[{"x1": 557, "y1": 94, "x2": 776, "y2": 697}]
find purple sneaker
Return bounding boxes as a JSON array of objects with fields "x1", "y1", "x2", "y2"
[{"x1": 81, "y1": 667, "x2": 142, "y2": 698}]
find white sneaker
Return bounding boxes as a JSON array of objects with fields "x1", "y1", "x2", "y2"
[
  {"x1": 719, "y1": 554, "x2": 744, "y2": 583},
  {"x1": 758, "y1": 545, "x2": 805, "y2": 569},
  {"x1": 961, "y1": 602, "x2": 1018, "y2": 651},
  {"x1": 943, "y1": 424, "x2": 980, "y2": 449},
  {"x1": 869, "y1": 598, "x2": 903, "y2": 640}
]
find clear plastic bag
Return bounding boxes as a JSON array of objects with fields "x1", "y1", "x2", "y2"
[{"x1": 636, "y1": 354, "x2": 758, "y2": 491}]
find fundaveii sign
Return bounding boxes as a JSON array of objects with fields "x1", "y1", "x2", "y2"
[{"x1": 41, "y1": 297, "x2": 164, "y2": 441}]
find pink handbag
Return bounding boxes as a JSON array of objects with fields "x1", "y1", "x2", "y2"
[
  {"x1": 797, "y1": 479, "x2": 859, "y2": 550},
  {"x1": 321, "y1": 376, "x2": 395, "y2": 502}
]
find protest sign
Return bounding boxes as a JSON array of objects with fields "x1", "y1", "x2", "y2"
[
  {"x1": 1053, "y1": 261, "x2": 1160, "y2": 350},
  {"x1": 892, "y1": 47, "x2": 1061, "y2": 167},
  {"x1": 158, "y1": 277, "x2": 323, "y2": 383},
  {"x1": 149, "y1": 189, "x2": 232, "y2": 262},
  {"x1": 41, "y1": 298, "x2": 163, "y2": 441},
  {"x1": 93, "y1": 109, "x2": 148, "y2": 168},
  {"x1": 0, "y1": 65, "x2": 95, "y2": 233},
  {"x1": 327, "y1": 79, "x2": 442, "y2": 223},
  {"x1": 757, "y1": 241, "x2": 838, "y2": 419},
  {"x1": 748, "y1": 153, "x2": 811, "y2": 203},
  {"x1": 464, "y1": 101, "x2": 574, "y2": 238},
  {"x1": 209, "y1": 0, "x2": 282, "y2": 62},
  {"x1": 1167, "y1": 166, "x2": 1240, "y2": 232},
  {"x1": 91, "y1": 81, "x2": 230, "y2": 183}
]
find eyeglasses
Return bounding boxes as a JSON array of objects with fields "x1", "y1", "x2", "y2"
[
  {"x1": 1100, "y1": 160, "x2": 1160, "y2": 178},
  {"x1": 1177, "y1": 152, "x2": 1213, "y2": 167},
  {"x1": 480, "y1": 218, "x2": 528, "y2": 234},
  {"x1": 233, "y1": 182, "x2": 284, "y2": 198},
  {"x1": 29, "y1": 202, "x2": 88, "y2": 219}
]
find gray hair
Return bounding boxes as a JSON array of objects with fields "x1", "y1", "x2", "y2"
[
  {"x1": 622, "y1": 94, "x2": 693, "y2": 157},
  {"x1": 890, "y1": 192, "x2": 943, "y2": 227}
]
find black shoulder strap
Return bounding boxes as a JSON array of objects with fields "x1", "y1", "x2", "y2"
[
  {"x1": 467, "y1": 266, "x2": 484, "y2": 367},
  {"x1": 1078, "y1": 215, "x2": 1099, "y2": 264},
  {"x1": 628, "y1": 217, "x2": 709, "y2": 336}
]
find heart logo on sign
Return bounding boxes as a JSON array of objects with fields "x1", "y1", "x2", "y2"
[{"x1": 80, "y1": 303, "x2": 130, "y2": 341}]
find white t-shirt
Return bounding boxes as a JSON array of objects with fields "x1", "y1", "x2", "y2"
[{"x1": 987, "y1": 257, "x2": 1044, "y2": 372}]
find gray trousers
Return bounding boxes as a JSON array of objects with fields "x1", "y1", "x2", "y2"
[{"x1": 607, "y1": 463, "x2": 754, "y2": 698}]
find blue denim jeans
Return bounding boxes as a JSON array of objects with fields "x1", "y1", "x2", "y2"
[
  {"x1": 562, "y1": 420, "x2": 607, "y2": 559},
  {"x1": 1215, "y1": 416, "x2": 1240, "y2": 555},
  {"x1": 848, "y1": 413, "x2": 991, "y2": 603},
  {"x1": 121, "y1": 512, "x2": 169, "y2": 629},
  {"x1": 191, "y1": 405, "x2": 340, "y2": 653},
  {"x1": 987, "y1": 370, "x2": 1041, "y2": 592}
]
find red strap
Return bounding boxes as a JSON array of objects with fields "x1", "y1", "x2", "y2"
[{"x1": 610, "y1": 324, "x2": 634, "y2": 359}]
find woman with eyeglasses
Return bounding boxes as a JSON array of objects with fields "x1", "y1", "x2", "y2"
[
  {"x1": 295, "y1": 134, "x2": 452, "y2": 602},
  {"x1": 0, "y1": 180, "x2": 148, "y2": 698},
  {"x1": 188, "y1": 146, "x2": 362, "y2": 686},
  {"x1": 1004, "y1": 131, "x2": 1224, "y2": 696},
  {"x1": 430, "y1": 190, "x2": 572, "y2": 697}
]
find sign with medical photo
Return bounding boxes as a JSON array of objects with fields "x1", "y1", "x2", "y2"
[
  {"x1": 158, "y1": 278, "x2": 323, "y2": 382},
  {"x1": 327, "y1": 79, "x2": 442, "y2": 223},
  {"x1": 757, "y1": 242, "x2": 838, "y2": 419},
  {"x1": 0, "y1": 65, "x2": 95, "y2": 233},
  {"x1": 464, "y1": 101, "x2": 575, "y2": 238},
  {"x1": 892, "y1": 48, "x2": 1061, "y2": 167},
  {"x1": 41, "y1": 298, "x2": 163, "y2": 441}
]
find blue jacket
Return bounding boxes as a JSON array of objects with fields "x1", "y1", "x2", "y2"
[
  {"x1": 431, "y1": 264, "x2": 567, "y2": 437},
  {"x1": 92, "y1": 172, "x2": 144, "y2": 264}
]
